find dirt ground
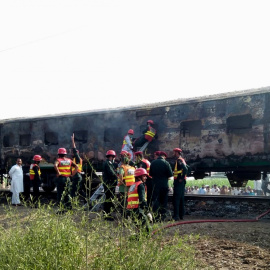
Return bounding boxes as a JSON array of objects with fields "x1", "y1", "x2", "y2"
[
  {"x1": 0, "y1": 198, "x2": 270, "y2": 270},
  {"x1": 162, "y1": 217, "x2": 270, "y2": 269}
]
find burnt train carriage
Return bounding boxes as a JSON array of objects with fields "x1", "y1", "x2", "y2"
[{"x1": 0, "y1": 87, "x2": 270, "y2": 190}]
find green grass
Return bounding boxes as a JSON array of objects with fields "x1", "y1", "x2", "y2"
[
  {"x1": 0, "y1": 203, "x2": 199, "y2": 270},
  {"x1": 185, "y1": 178, "x2": 255, "y2": 189}
]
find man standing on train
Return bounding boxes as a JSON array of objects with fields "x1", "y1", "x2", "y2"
[
  {"x1": 54, "y1": 148, "x2": 78, "y2": 213},
  {"x1": 172, "y1": 148, "x2": 188, "y2": 221},
  {"x1": 133, "y1": 120, "x2": 157, "y2": 149},
  {"x1": 121, "y1": 129, "x2": 134, "y2": 160}
]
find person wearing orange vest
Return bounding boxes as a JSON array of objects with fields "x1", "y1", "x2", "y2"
[
  {"x1": 54, "y1": 147, "x2": 78, "y2": 212},
  {"x1": 29, "y1": 155, "x2": 42, "y2": 205},
  {"x1": 133, "y1": 120, "x2": 157, "y2": 149},
  {"x1": 172, "y1": 148, "x2": 188, "y2": 221},
  {"x1": 134, "y1": 151, "x2": 153, "y2": 207},
  {"x1": 127, "y1": 168, "x2": 151, "y2": 233},
  {"x1": 121, "y1": 129, "x2": 134, "y2": 160},
  {"x1": 118, "y1": 151, "x2": 135, "y2": 211},
  {"x1": 70, "y1": 133, "x2": 84, "y2": 199}
]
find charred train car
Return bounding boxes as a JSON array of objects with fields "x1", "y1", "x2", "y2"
[{"x1": 0, "y1": 87, "x2": 270, "y2": 190}]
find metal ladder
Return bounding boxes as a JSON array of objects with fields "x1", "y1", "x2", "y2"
[
  {"x1": 139, "y1": 141, "x2": 150, "y2": 152},
  {"x1": 84, "y1": 184, "x2": 105, "y2": 212}
]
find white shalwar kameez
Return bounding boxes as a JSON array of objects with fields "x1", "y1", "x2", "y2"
[{"x1": 9, "y1": 164, "x2": 24, "y2": 204}]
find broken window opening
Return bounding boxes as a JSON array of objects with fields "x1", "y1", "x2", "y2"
[
  {"x1": 180, "y1": 120, "x2": 202, "y2": 138},
  {"x1": 44, "y1": 132, "x2": 58, "y2": 146},
  {"x1": 227, "y1": 114, "x2": 252, "y2": 134},
  {"x1": 3, "y1": 133, "x2": 15, "y2": 147},
  {"x1": 19, "y1": 134, "x2": 31, "y2": 146},
  {"x1": 73, "y1": 130, "x2": 88, "y2": 143}
]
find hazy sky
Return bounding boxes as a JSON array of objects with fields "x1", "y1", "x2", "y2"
[{"x1": 1, "y1": 0, "x2": 270, "y2": 120}]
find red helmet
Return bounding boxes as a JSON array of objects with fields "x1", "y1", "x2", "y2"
[
  {"x1": 128, "y1": 129, "x2": 134, "y2": 135},
  {"x1": 33, "y1": 155, "x2": 42, "y2": 161},
  {"x1": 135, "y1": 168, "x2": 148, "y2": 177},
  {"x1": 134, "y1": 151, "x2": 143, "y2": 156},
  {"x1": 58, "y1": 148, "x2": 67, "y2": 155},
  {"x1": 120, "y1": 150, "x2": 128, "y2": 156},
  {"x1": 106, "y1": 150, "x2": 116, "y2": 157},
  {"x1": 154, "y1": 151, "x2": 161, "y2": 156},
  {"x1": 147, "y1": 120, "x2": 154, "y2": 125},
  {"x1": 173, "y1": 148, "x2": 182, "y2": 153}
]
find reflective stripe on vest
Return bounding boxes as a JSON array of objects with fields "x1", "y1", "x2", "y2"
[
  {"x1": 174, "y1": 157, "x2": 186, "y2": 180},
  {"x1": 127, "y1": 181, "x2": 143, "y2": 209},
  {"x1": 72, "y1": 157, "x2": 82, "y2": 173},
  {"x1": 57, "y1": 158, "x2": 72, "y2": 177},
  {"x1": 121, "y1": 164, "x2": 135, "y2": 186},
  {"x1": 29, "y1": 164, "x2": 41, "y2": 180},
  {"x1": 144, "y1": 127, "x2": 156, "y2": 141}
]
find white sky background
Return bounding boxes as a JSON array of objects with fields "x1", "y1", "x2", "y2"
[{"x1": 1, "y1": 0, "x2": 270, "y2": 120}]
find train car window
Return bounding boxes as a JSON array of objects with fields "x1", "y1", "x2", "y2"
[
  {"x1": 104, "y1": 128, "x2": 119, "y2": 143},
  {"x1": 19, "y1": 134, "x2": 31, "y2": 146},
  {"x1": 180, "y1": 120, "x2": 202, "y2": 137},
  {"x1": 44, "y1": 132, "x2": 58, "y2": 145},
  {"x1": 73, "y1": 130, "x2": 88, "y2": 143},
  {"x1": 226, "y1": 114, "x2": 252, "y2": 134},
  {"x1": 3, "y1": 133, "x2": 15, "y2": 147}
]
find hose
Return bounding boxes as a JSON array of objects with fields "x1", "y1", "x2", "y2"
[{"x1": 151, "y1": 208, "x2": 270, "y2": 235}]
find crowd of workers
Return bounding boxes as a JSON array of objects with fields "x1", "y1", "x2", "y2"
[{"x1": 6, "y1": 119, "x2": 270, "y2": 232}]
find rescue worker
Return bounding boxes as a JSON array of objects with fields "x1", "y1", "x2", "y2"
[
  {"x1": 149, "y1": 151, "x2": 173, "y2": 221},
  {"x1": 127, "y1": 168, "x2": 152, "y2": 234},
  {"x1": 172, "y1": 148, "x2": 188, "y2": 221},
  {"x1": 121, "y1": 129, "x2": 134, "y2": 160},
  {"x1": 134, "y1": 151, "x2": 152, "y2": 207},
  {"x1": 133, "y1": 120, "x2": 157, "y2": 149},
  {"x1": 54, "y1": 148, "x2": 78, "y2": 212},
  {"x1": 103, "y1": 150, "x2": 118, "y2": 220},
  {"x1": 70, "y1": 133, "x2": 83, "y2": 199},
  {"x1": 153, "y1": 150, "x2": 161, "y2": 160},
  {"x1": 118, "y1": 151, "x2": 136, "y2": 211},
  {"x1": 29, "y1": 155, "x2": 42, "y2": 205}
]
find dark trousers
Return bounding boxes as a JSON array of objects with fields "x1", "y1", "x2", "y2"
[
  {"x1": 103, "y1": 183, "x2": 117, "y2": 215},
  {"x1": 70, "y1": 173, "x2": 83, "y2": 198},
  {"x1": 56, "y1": 176, "x2": 71, "y2": 209},
  {"x1": 32, "y1": 179, "x2": 40, "y2": 203},
  {"x1": 152, "y1": 183, "x2": 168, "y2": 217},
  {"x1": 173, "y1": 180, "x2": 186, "y2": 219},
  {"x1": 133, "y1": 136, "x2": 147, "y2": 148},
  {"x1": 146, "y1": 179, "x2": 153, "y2": 208},
  {"x1": 127, "y1": 208, "x2": 151, "y2": 233}
]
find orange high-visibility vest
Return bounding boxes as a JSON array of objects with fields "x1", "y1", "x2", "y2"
[
  {"x1": 144, "y1": 127, "x2": 156, "y2": 142},
  {"x1": 127, "y1": 181, "x2": 147, "y2": 209},
  {"x1": 120, "y1": 164, "x2": 135, "y2": 186},
  {"x1": 57, "y1": 158, "x2": 72, "y2": 177},
  {"x1": 72, "y1": 157, "x2": 82, "y2": 174},
  {"x1": 29, "y1": 164, "x2": 41, "y2": 180},
  {"x1": 174, "y1": 157, "x2": 186, "y2": 180}
]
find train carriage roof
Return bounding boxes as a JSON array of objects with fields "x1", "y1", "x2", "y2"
[{"x1": 1, "y1": 86, "x2": 269, "y2": 123}]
